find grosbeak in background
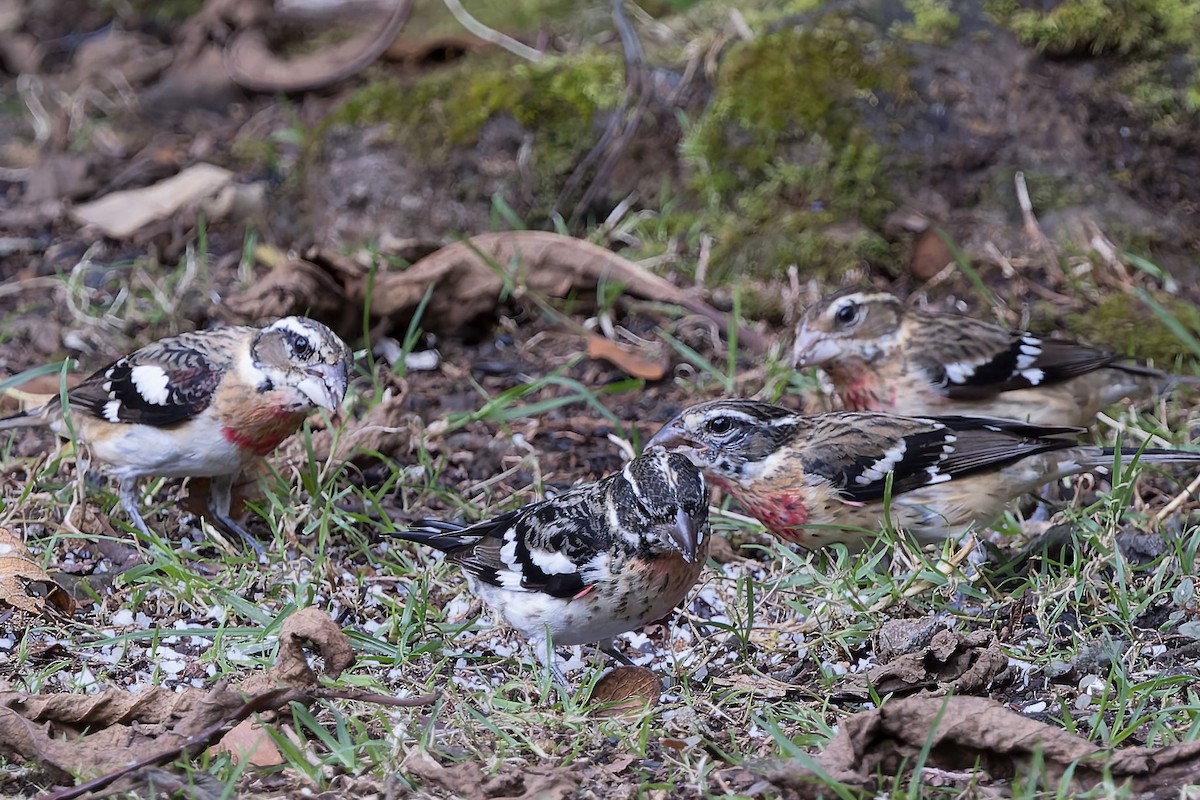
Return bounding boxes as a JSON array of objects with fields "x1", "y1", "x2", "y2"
[
  {"x1": 647, "y1": 399, "x2": 1200, "y2": 550},
  {"x1": 389, "y1": 449, "x2": 710, "y2": 686},
  {"x1": 791, "y1": 289, "x2": 1195, "y2": 426},
  {"x1": 0, "y1": 317, "x2": 353, "y2": 553}
]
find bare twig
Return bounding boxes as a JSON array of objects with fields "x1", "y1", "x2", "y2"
[
  {"x1": 1015, "y1": 171, "x2": 1068, "y2": 284},
  {"x1": 441, "y1": 0, "x2": 542, "y2": 63},
  {"x1": 554, "y1": 0, "x2": 653, "y2": 225}
]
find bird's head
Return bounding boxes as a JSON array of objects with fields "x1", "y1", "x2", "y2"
[
  {"x1": 645, "y1": 400, "x2": 800, "y2": 486},
  {"x1": 251, "y1": 317, "x2": 354, "y2": 412},
  {"x1": 614, "y1": 448, "x2": 710, "y2": 563},
  {"x1": 792, "y1": 289, "x2": 904, "y2": 369}
]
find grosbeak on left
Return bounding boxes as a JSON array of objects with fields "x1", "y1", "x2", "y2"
[
  {"x1": 648, "y1": 399, "x2": 1200, "y2": 550},
  {"x1": 389, "y1": 449, "x2": 710, "y2": 686},
  {"x1": 0, "y1": 317, "x2": 353, "y2": 552}
]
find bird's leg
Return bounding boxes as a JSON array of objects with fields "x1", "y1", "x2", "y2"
[
  {"x1": 531, "y1": 633, "x2": 569, "y2": 688},
  {"x1": 117, "y1": 479, "x2": 153, "y2": 537},
  {"x1": 207, "y1": 474, "x2": 265, "y2": 556},
  {"x1": 597, "y1": 638, "x2": 637, "y2": 667}
]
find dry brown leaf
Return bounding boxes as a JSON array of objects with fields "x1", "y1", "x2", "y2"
[
  {"x1": 0, "y1": 607, "x2": 354, "y2": 785},
  {"x1": 586, "y1": 335, "x2": 669, "y2": 381},
  {"x1": 273, "y1": 606, "x2": 355, "y2": 684},
  {"x1": 225, "y1": 231, "x2": 770, "y2": 354},
  {"x1": 71, "y1": 164, "x2": 233, "y2": 238},
  {"x1": 224, "y1": 0, "x2": 413, "y2": 93},
  {"x1": 588, "y1": 666, "x2": 661, "y2": 715},
  {"x1": 832, "y1": 628, "x2": 1008, "y2": 702},
  {"x1": 212, "y1": 718, "x2": 284, "y2": 767},
  {"x1": 756, "y1": 694, "x2": 1200, "y2": 799},
  {"x1": 0, "y1": 684, "x2": 248, "y2": 782},
  {"x1": 0, "y1": 527, "x2": 74, "y2": 618}
]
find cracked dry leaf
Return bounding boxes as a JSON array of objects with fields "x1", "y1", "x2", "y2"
[
  {"x1": 271, "y1": 606, "x2": 355, "y2": 686},
  {"x1": 832, "y1": 629, "x2": 1008, "y2": 702},
  {"x1": 0, "y1": 607, "x2": 354, "y2": 784},
  {"x1": 0, "y1": 683, "x2": 248, "y2": 781},
  {"x1": 756, "y1": 695, "x2": 1200, "y2": 799},
  {"x1": 588, "y1": 666, "x2": 661, "y2": 716},
  {"x1": 225, "y1": 231, "x2": 770, "y2": 353},
  {"x1": 0, "y1": 527, "x2": 73, "y2": 619}
]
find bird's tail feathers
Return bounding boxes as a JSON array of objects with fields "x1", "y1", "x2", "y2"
[
  {"x1": 389, "y1": 519, "x2": 479, "y2": 552},
  {"x1": 0, "y1": 406, "x2": 54, "y2": 431},
  {"x1": 1111, "y1": 362, "x2": 1200, "y2": 394},
  {"x1": 1075, "y1": 447, "x2": 1200, "y2": 472}
]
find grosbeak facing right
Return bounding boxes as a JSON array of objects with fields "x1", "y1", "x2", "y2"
[
  {"x1": 647, "y1": 399, "x2": 1200, "y2": 550},
  {"x1": 390, "y1": 449, "x2": 710, "y2": 686},
  {"x1": 791, "y1": 289, "x2": 1194, "y2": 426},
  {"x1": 0, "y1": 317, "x2": 353, "y2": 552}
]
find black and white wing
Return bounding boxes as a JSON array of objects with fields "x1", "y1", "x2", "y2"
[
  {"x1": 804, "y1": 412, "x2": 1084, "y2": 503},
  {"x1": 67, "y1": 328, "x2": 248, "y2": 426},
  {"x1": 913, "y1": 315, "x2": 1120, "y2": 399}
]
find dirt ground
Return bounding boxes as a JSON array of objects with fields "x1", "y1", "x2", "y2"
[{"x1": 3, "y1": 0, "x2": 1200, "y2": 797}]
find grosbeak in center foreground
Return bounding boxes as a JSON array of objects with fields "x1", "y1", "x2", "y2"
[{"x1": 391, "y1": 449, "x2": 710, "y2": 686}]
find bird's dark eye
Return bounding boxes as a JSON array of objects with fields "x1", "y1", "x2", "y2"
[
  {"x1": 706, "y1": 416, "x2": 734, "y2": 435},
  {"x1": 288, "y1": 332, "x2": 315, "y2": 359},
  {"x1": 834, "y1": 301, "x2": 859, "y2": 326}
]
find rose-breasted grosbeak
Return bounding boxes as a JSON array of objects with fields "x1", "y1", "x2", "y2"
[
  {"x1": 0, "y1": 317, "x2": 353, "y2": 552},
  {"x1": 390, "y1": 449, "x2": 710, "y2": 685},
  {"x1": 791, "y1": 289, "x2": 1195, "y2": 426},
  {"x1": 647, "y1": 399, "x2": 1200, "y2": 550}
]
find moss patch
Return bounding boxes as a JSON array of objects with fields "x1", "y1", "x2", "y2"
[
  {"x1": 677, "y1": 16, "x2": 907, "y2": 281},
  {"x1": 893, "y1": 0, "x2": 962, "y2": 45},
  {"x1": 1038, "y1": 292, "x2": 1200, "y2": 366},
  {"x1": 989, "y1": 0, "x2": 1200, "y2": 56},
  {"x1": 319, "y1": 50, "x2": 624, "y2": 205}
]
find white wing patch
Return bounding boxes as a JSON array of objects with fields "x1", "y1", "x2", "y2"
[
  {"x1": 496, "y1": 529, "x2": 525, "y2": 588},
  {"x1": 925, "y1": 466, "x2": 952, "y2": 484},
  {"x1": 527, "y1": 548, "x2": 577, "y2": 575},
  {"x1": 103, "y1": 399, "x2": 122, "y2": 422},
  {"x1": 499, "y1": 529, "x2": 519, "y2": 569},
  {"x1": 129, "y1": 365, "x2": 171, "y2": 405},
  {"x1": 942, "y1": 361, "x2": 977, "y2": 385},
  {"x1": 1016, "y1": 336, "x2": 1045, "y2": 384},
  {"x1": 855, "y1": 440, "x2": 908, "y2": 486}
]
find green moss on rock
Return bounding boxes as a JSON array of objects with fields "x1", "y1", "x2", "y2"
[
  {"x1": 991, "y1": 0, "x2": 1200, "y2": 56},
  {"x1": 326, "y1": 51, "x2": 623, "y2": 161},
  {"x1": 678, "y1": 17, "x2": 905, "y2": 281},
  {"x1": 894, "y1": 0, "x2": 962, "y2": 45},
  {"x1": 1042, "y1": 292, "x2": 1200, "y2": 366}
]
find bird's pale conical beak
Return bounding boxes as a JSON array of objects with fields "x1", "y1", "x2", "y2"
[
  {"x1": 791, "y1": 324, "x2": 818, "y2": 368},
  {"x1": 299, "y1": 362, "x2": 350, "y2": 411},
  {"x1": 646, "y1": 420, "x2": 689, "y2": 451},
  {"x1": 671, "y1": 507, "x2": 701, "y2": 563},
  {"x1": 792, "y1": 325, "x2": 842, "y2": 369}
]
